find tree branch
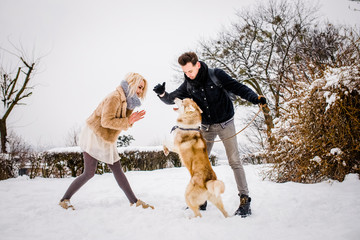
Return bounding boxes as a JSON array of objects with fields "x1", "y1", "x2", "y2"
[{"x1": 3, "y1": 62, "x2": 35, "y2": 121}]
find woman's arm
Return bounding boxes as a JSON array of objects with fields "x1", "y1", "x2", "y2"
[{"x1": 100, "y1": 96, "x2": 132, "y2": 130}]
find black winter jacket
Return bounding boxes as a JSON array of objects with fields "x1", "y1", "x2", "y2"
[{"x1": 159, "y1": 62, "x2": 259, "y2": 125}]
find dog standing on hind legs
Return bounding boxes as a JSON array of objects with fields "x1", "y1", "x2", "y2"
[{"x1": 163, "y1": 98, "x2": 229, "y2": 218}]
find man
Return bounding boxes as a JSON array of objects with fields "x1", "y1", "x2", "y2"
[{"x1": 153, "y1": 52, "x2": 266, "y2": 217}]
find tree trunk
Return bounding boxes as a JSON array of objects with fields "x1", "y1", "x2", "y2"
[
  {"x1": 0, "y1": 119, "x2": 7, "y2": 153},
  {"x1": 261, "y1": 105, "x2": 275, "y2": 149}
]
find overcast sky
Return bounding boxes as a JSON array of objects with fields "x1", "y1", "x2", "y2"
[{"x1": 1, "y1": 0, "x2": 359, "y2": 149}]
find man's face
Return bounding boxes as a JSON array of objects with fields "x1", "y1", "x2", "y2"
[{"x1": 181, "y1": 62, "x2": 200, "y2": 80}]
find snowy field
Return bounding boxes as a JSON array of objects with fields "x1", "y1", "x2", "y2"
[{"x1": 0, "y1": 163, "x2": 359, "y2": 240}]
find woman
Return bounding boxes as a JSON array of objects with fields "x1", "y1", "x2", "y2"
[{"x1": 59, "y1": 72, "x2": 153, "y2": 210}]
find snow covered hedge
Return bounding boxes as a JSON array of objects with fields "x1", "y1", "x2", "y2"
[
  {"x1": 0, "y1": 146, "x2": 218, "y2": 179},
  {"x1": 265, "y1": 66, "x2": 360, "y2": 183},
  {"x1": 25, "y1": 146, "x2": 182, "y2": 179}
]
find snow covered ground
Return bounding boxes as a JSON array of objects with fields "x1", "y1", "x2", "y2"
[{"x1": 0, "y1": 163, "x2": 359, "y2": 240}]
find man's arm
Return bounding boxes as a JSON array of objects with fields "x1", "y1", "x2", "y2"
[
  {"x1": 154, "y1": 81, "x2": 191, "y2": 104},
  {"x1": 214, "y1": 68, "x2": 260, "y2": 104}
]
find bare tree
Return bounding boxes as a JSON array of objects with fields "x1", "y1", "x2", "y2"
[
  {"x1": 0, "y1": 46, "x2": 39, "y2": 153},
  {"x1": 65, "y1": 125, "x2": 81, "y2": 147},
  {"x1": 198, "y1": 0, "x2": 319, "y2": 146},
  {"x1": 348, "y1": 0, "x2": 360, "y2": 12},
  {"x1": 7, "y1": 130, "x2": 33, "y2": 154}
]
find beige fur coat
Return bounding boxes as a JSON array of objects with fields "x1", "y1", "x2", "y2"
[{"x1": 86, "y1": 86, "x2": 133, "y2": 143}]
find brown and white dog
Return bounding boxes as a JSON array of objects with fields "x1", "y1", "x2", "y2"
[{"x1": 163, "y1": 98, "x2": 229, "y2": 218}]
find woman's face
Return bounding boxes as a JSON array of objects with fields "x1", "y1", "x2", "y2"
[{"x1": 136, "y1": 80, "x2": 145, "y2": 97}]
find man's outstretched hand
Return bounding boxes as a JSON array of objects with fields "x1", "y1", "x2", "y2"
[
  {"x1": 258, "y1": 96, "x2": 267, "y2": 105},
  {"x1": 153, "y1": 82, "x2": 166, "y2": 95}
]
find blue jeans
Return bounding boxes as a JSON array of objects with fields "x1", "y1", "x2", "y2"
[{"x1": 201, "y1": 119, "x2": 249, "y2": 196}]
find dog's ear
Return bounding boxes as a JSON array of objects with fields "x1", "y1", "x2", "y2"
[{"x1": 197, "y1": 106, "x2": 203, "y2": 113}]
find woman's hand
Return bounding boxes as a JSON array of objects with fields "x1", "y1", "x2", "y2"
[{"x1": 128, "y1": 110, "x2": 146, "y2": 125}]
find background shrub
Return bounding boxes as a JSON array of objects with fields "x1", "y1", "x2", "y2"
[
  {"x1": 265, "y1": 67, "x2": 360, "y2": 183},
  {"x1": 1, "y1": 146, "x2": 218, "y2": 179}
]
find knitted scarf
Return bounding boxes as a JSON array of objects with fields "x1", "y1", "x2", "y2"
[{"x1": 120, "y1": 80, "x2": 141, "y2": 110}]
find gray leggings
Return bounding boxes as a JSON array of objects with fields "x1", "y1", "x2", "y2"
[{"x1": 61, "y1": 152, "x2": 138, "y2": 204}]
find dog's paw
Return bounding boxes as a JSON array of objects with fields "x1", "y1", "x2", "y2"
[{"x1": 163, "y1": 146, "x2": 170, "y2": 156}]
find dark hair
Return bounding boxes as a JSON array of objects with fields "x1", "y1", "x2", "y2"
[{"x1": 178, "y1": 52, "x2": 198, "y2": 66}]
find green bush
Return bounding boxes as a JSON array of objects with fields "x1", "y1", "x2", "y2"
[
  {"x1": 39, "y1": 147, "x2": 182, "y2": 178},
  {"x1": 1, "y1": 146, "x2": 219, "y2": 179}
]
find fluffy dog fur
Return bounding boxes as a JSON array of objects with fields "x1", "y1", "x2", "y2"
[{"x1": 164, "y1": 98, "x2": 229, "y2": 218}]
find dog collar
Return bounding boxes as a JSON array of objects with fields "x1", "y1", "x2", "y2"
[{"x1": 170, "y1": 126, "x2": 200, "y2": 133}]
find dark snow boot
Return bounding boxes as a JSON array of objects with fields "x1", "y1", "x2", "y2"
[{"x1": 234, "y1": 194, "x2": 252, "y2": 218}]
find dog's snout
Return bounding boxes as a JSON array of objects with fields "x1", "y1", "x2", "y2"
[{"x1": 174, "y1": 98, "x2": 183, "y2": 108}]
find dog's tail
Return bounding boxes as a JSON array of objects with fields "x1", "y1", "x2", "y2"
[{"x1": 206, "y1": 180, "x2": 225, "y2": 197}]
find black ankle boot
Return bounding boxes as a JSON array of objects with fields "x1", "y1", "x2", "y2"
[{"x1": 234, "y1": 194, "x2": 251, "y2": 217}]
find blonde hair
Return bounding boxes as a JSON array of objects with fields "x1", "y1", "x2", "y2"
[{"x1": 124, "y1": 72, "x2": 148, "y2": 100}]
